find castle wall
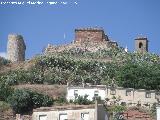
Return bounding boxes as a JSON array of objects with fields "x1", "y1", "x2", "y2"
[
  {"x1": 44, "y1": 27, "x2": 118, "y2": 54},
  {"x1": 74, "y1": 28, "x2": 108, "y2": 43},
  {"x1": 7, "y1": 34, "x2": 26, "y2": 62}
]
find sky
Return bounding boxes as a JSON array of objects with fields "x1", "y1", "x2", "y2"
[{"x1": 0, "y1": 0, "x2": 160, "y2": 59}]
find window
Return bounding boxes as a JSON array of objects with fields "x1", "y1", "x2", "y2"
[
  {"x1": 139, "y1": 42, "x2": 143, "y2": 48},
  {"x1": 59, "y1": 113, "x2": 67, "y2": 120},
  {"x1": 74, "y1": 90, "x2": 78, "y2": 98},
  {"x1": 39, "y1": 115, "x2": 47, "y2": 120},
  {"x1": 126, "y1": 90, "x2": 131, "y2": 96},
  {"x1": 94, "y1": 91, "x2": 99, "y2": 97},
  {"x1": 110, "y1": 89, "x2": 116, "y2": 95},
  {"x1": 81, "y1": 113, "x2": 89, "y2": 120},
  {"x1": 146, "y1": 92, "x2": 151, "y2": 98}
]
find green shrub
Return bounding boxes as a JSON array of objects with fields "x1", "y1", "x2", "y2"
[
  {"x1": 7, "y1": 89, "x2": 32, "y2": 113},
  {"x1": 55, "y1": 97, "x2": 67, "y2": 104},
  {"x1": 41, "y1": 95, "x2": 54, "y2": 106},
  {"x1": 0, "y1": 101, "x2": 10, "y2": 111},
  {"x1": 0, "y1": 80, "x2": 13, "y2": 101},
  {"x1": 111, "y1": 105, "x2": 126, "y2": 120},
  {"x1": 74, "y1": 95, "x2": 93, "y2": 105},
  {"x1": 7, "y1": 89, "x2": 54, "y2": 113}
]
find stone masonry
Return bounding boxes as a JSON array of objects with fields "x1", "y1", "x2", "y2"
[
  {"x1": 44, "y1": 27, "x2": 118, "y2": 54},
  {"x1": 74, "y1": 27, "x2": 109, "y2": 43},
  {"x1": 135, "y1": 37, "x2": 148, "y2": 53},
  {"x1": 7, "y1": 34, "x2": 26, "y2": 62}
]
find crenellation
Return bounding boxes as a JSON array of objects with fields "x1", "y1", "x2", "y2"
[{"x1": 75, "y1": 27, "x2": 103, "y2": 31}]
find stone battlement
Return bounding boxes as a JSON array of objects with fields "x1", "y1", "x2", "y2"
[{"x1": 75, "y1": 27, "x2": 104, "y2": 32}]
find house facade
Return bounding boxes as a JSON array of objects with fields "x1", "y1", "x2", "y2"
[
  {"x1": 67, "y1": 85, "x2": 106, "y2": 101},
  {"x1": 67, "y1": 85, "x2": 159, "y2": 107},
  {"x1": 106, "y1": 86, "x2": 159, "y2": 107},
  {"x1": 32, "y1": 101, "x2": 108, "y2": 120}
]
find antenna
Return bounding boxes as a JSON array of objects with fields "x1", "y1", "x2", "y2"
[
  {"x1": 64, "y1": 33, "x2": 66, "y2": 39},
  {"x1": 63, "y1": 33, "x2": 66, "y2": 44}
]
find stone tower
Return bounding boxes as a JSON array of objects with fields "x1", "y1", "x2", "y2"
[
  {"x1": 7, "y1": 34, "x2": 26, "y2": 62},
  {"x1": 74, "y1": 27, "x2": 109, "y2": 43},
  {"x1": 135, "y1": 37, "x2": 148, "y2": 53}
]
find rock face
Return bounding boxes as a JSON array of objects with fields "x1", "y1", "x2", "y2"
[{"x1": 7, "y1": 34, "x2": 26, "y2": 62}]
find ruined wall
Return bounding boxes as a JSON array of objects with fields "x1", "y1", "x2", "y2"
[
  {"x1": 44, "y1": 27, "x2": 119, "y2": 54},
  {"x1": 7, "y1": 34, "x2": 26, "y2": 62},
  {"x1": 74, "y1": 28, "x2": 109, "y2": 43}
]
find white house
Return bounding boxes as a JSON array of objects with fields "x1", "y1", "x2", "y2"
[
  {"x1": 67, "y1": 85, "x2": 106, "y2": 101},
  {"x1": 32, "y1": 101, "x2": 109, "y2": 120},
  {"x1": 67, "y1": 85, "x2": 160, "y2": 108}
]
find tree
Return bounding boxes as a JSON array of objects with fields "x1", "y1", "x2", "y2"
[
  {"x1": 7, "y1": 89, "x2": 54, "y2": 114},
  {"x1": 7, "y1": 89, "x2": 32, "y2": 113},
  {"x1": 116, "y1": 61, "x2": 160, "y2": 90}
]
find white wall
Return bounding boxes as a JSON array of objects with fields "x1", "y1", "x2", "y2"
[
  {"x1": 106, "y1": 87, "x2": 158, "y2": 106},
  {"x1": 67, "y1": 87, "x2": 106, "y2": 101},
  {"x1": 67, "y1": 86, "x2": 159, "y2": 107},
  {"x1": 134, "y1": 90, "x2": 157, "y2": 104},
  {"x1": 157, "y1": 107, "x2": 160, "y2": 120},
  {"x1": 32, "y1": 108, "x2": 95, "y2": 120}
]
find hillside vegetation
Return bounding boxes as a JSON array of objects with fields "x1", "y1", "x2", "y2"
[
  {"x1": 0, "y1": 46, "x2": 160, "y2": 115},
  {"x1": 0, "y1": 47, "x2": 160, "y2": 90}
]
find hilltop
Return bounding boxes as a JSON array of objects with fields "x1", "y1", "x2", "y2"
[{"x1": 0, "y1": 28, "x2": 160, "y2": 118}]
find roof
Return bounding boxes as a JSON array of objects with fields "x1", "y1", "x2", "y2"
[
  {"x1": 135, "y1": 37, "x2": 148, "y2": 40},
  {"x1": 68, "y1": 85, "x2": 106, "y2": 90},
  {"x1": 33, "y1": 104, "x2": 95, "y2": 112},
  {"x1": 68, "y1": 85, "x2": 159, "y2": 92}
]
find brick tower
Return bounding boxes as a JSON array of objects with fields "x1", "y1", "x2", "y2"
[
  {"x1": 7, "y1": 34, "x2": 26, "y2": 62},
  {"x1": 135, "y1": 37, "x2": 148, "y2": 53}
]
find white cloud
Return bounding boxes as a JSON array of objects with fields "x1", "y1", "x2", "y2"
[{"x1": 0, "y1": 52, "x2": 7, "y2": 59}]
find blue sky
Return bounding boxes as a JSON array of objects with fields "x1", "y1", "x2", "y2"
[{"x1": 0, "y1": 0, "x2": 160, "y2": 59}]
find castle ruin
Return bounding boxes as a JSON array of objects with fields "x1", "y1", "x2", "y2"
[
  {"x1": 5, "y1": 28, "x2": 149, "y2": 61},
  {"x1": 7, "y1": 34, "x2": 26, "y2": 62},
  {"x1": 74, "y1": 28, "x2": 109, "y2": 43},
  {"x1": 44, "y1": 27, "x2": 118, "y2": 54}
]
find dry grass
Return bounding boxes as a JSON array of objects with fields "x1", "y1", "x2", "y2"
[{"x1": 13, "y1": 84, "x2": 67, "y2": 99}]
